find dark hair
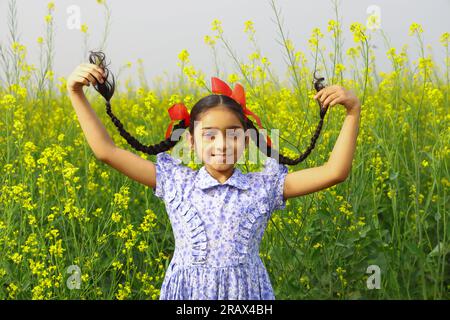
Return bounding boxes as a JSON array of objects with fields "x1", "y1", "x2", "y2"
[{"x1": 88, "y1": 50, "x2": 329, "y2": 166}]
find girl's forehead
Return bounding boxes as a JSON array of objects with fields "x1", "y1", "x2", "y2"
[{"x1": 195, "y1": 107, "x2": 243, "y2": 130}]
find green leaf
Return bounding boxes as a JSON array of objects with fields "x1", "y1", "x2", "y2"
[{"x1": 428, "y1": 242, "x2": 449, "y2": 257}]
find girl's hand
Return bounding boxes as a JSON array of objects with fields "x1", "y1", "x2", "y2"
[
  {"x1": 314, "y1": 85, "x2": 361, "y2": 113},
  {"x1": 67, "y1": 63, "x2": 106, "y2": 94}
]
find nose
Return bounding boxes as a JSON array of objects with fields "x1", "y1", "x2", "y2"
[
  {"x1": 214, "y1": 132, "x2": 236, "y2": 154},
  {"x1": 214, "y1": 133, "x2": 226, "y2": 151}
]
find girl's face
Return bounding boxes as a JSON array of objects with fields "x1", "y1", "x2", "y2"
[{"x1": 187, "y1": 106, "x2": 249, "y2": 172}]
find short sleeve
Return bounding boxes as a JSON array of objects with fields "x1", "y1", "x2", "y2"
[
  {"x1": 260, "y1": 157, "x2": 289, "y2": 212},
  {"x1": 153, "y1": 152, "x2": 183, "y2": 200}
]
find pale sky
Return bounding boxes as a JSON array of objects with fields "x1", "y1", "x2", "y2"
[{"x1": 0, "y1": 0, "x2": 449, "y2": 91}]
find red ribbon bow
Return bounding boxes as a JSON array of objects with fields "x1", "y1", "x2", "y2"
[
  {"x1": 165, "y1": 77, "x2": 272, "y2": 148},
  {"x1": 165, "y1": 103, "x2": 190, "y2": 139},
  {"x1": 211, "y1": 77, "x2": 271, "y2": 147}
]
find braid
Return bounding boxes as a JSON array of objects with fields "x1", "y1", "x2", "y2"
[
  {"x1": 247, "y1": 71, "x2": 329, "y2": 166},
  {"x1": 105, "y1": 101, "x2": 188, "y2": 155},
  {"x1": 87, "y1": 49, "x2": 330, "y2": 162},
  {"x1": 88, "y1": 50, "x2": 187, "y2": 156}
]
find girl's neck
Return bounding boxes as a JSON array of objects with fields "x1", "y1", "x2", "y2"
[{"x1": 204, "y1": 165, "x2": 236, "y2": 184}]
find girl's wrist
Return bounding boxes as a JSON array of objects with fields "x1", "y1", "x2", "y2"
[{"x1": 346, "y1": 103, "x2": 361, "y2": 115}]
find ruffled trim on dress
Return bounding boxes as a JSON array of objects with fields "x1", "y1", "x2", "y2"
[
  {"x1": 154, "y1": 152, "x2": 207, "y2": 264},
  {"x1": 180, "y1": 203, "x2": 208, "y2": 265},
  {"x1": 236, "y1": 201, "x2": 270, "y2": 265},
  {"x1": 166, "y1": 182, "x2": 208, "y2": 265}
]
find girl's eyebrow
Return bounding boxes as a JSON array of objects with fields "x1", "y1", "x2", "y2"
[{"x1": 202, "y1": 126, "x2": 242, "y2": 130}]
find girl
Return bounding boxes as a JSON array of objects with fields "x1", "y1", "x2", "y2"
[{"x1": 67, "y1": 51, "x2": 361, "y2": 300}]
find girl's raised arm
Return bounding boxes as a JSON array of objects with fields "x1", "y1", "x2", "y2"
[
  {"x1": 67, "y1": 63, "x2": 157, "y2": 189},
  {"x1": 283, "y1": 85, "x2": 361, "y2": 199},
  {"x1": 67, "y1": 63, "x2": 115, "y2": 159}
]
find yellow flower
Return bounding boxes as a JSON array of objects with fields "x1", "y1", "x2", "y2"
[
  {"x1": 204, "y1": 35, "x2": 216, "y2": 46},
  {"x1": 10, "y1": 253, "x2": 23, "y2": 264},
  {"x1": 47, "y1": 2, "x2": 55, "y2": 11},
  {"x1": 27, "y1": 214, "x2": 37, "y2": 226},
  {"x1": 346, "y1": 47, "x2": 358, "y2": 57},
  {"x1": 440, "y1": 32, "x2": 449, "y2": 47},
  {"x1": 11, "y1": 41, "x2": 26, "y2": 53},
  {"x1": 336, "y1": 267, "x2": 346, "y2": 274},
  {"x1": 244, "y1": 20, "x2": 255, "y2": 33},
  {"x1": 49, "y1": 239, "x2": 65, "y2": 257},
  {"x1": 335, "y1": 63, "x2": 346, "y2": 74},
  {"x1": 135, "y1": 125, "x2": 146, "y2": 137},
  {"x1": 45, "y1": 70, "x2": 54, "y2": 80},
  {"x1": 177, "y1": 49, "x2": 190, "y2": 63},
  {"x1": 261, "y1": 56, "x2": 270, "y2": 66},
  {"x1": 211, "y1": 19, "x2": 223, "y2": 34},
  {"x1": 112, "y1": 186, "x2": 130, "y2": 210},
  {"x1": 45, "y1": 228, "x2": 60, "y2": 239},
  {"x1": 327, "y1": 19, "x2": 341, "y2": 38},
  {"x1": 387, "y1": 187, "x2": 396, "y2": 200},
  {"x1": 111, "y1": 212, "x2": 122, "y2": 223},
  {"x1": 327, "y1": 19, "x2": 337, "y2": 32},
  {"x1": 37, "y1": 36, "x2": 44, "y2": 45},
  {"x1": 409, "y1": 22, "x2": 423, "y2": 36},
  {"x1": 116, "y1": 282, "x2": 131, "y2": 300},
  {"x1": 227, "y1": 73, "x2": 239, "y2": 84},
  {"x1": 82, "y1": 274, "x2": 89, "y2": 283},
  {"x1": 285, "y1": 39, "x2": 295, "y2": 52},
  {"x1": 308, "y1": 27, "x2": 324, "y2": 49},
  {"x1": 97, "y1": 0, "x2": 105, "y2": 4},
  {"x1": 367, "y1": 13, "x2": 381, "y2": 31},
  {"x1": 100, "y1": 171, "x2": 109, "y2": 180},
  {"x1": 44, "y1": 14, "x2": 52, "y2": 24},
  {"x1": 350, "y1": 22, "x2": 366, "y2": 43},
  {"x1": 81, "y1": 24, "x2": 88, "y2": 34},
  {"x1": 112, "y1": 260, "x2": 123, "y2": 271},
  {"x1": 248, "y1": 51, "x2": 260, "y2": 61},
  {"x1": 421, "y1": 160, "x2": 429, "y2": 167},
  {"x1": 137, "y1": 241, "x2": 148, "y2": 252},
  {"x1": 7, "y1": 283, "x2": 18, "y2": 299},
  {"x1": 418, "y1": 56, "x2": 433, "y2": 72},
  {"x1": 139, "y1": 209, "x2": 157, "y2": 232}
]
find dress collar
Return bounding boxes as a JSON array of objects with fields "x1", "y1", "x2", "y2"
[{"x1": 195, "y1": 166, "x2": 250, "y2": 190}]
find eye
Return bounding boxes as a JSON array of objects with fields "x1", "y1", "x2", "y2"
[
  {"x1": 203, "y1": 131, "x2": 216, "y2": 139},
  {"x1": 227, "y1": 131, "x2": 242, "y2": 138}
]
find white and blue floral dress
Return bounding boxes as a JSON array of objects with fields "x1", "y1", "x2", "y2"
[{"x1": 152, "y1": 152, "x2": 288, "y2": 300}]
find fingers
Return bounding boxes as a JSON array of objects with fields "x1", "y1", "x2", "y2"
[
  {"x1": 78, "y1": 71, "x2": 97, "y2": 86},
  {"x1": 81, "y1": 63, "x2": 106, "y2": 77},
  {"x1": 80, "y1": 63, "x2": 106, "y2": 84},
  {"x1": 314, "y1": 87, "x2": 332, "y2": 105},
  {"x1": 322, "y1": 92, "x2": 339, "y2": 108},
  {"x1": 76, "y1": 75, "x2": 90, "y2": 87},
  {"x1": 314, "y1": 85, "x2": 345, "y2": 108},
  {"x1": 314, "y1": 88, "x2": 326, "y2": 100},
  {"x1": 83, "y1": 67, "x2": 105, "y2": 85},
  {"x1": 328, "y1": 97, "x2": 342, "y2": 108},
  {"x1": 314, "y1": 86, "x2": 334, "y2": 101}
]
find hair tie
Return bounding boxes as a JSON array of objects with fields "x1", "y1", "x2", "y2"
[
  {"x1": 211, "y1": 77, "x2": 272, "y2": 148},
  {"x1": 165, "y1": 103, "x2": 190, "y2": 139}
]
